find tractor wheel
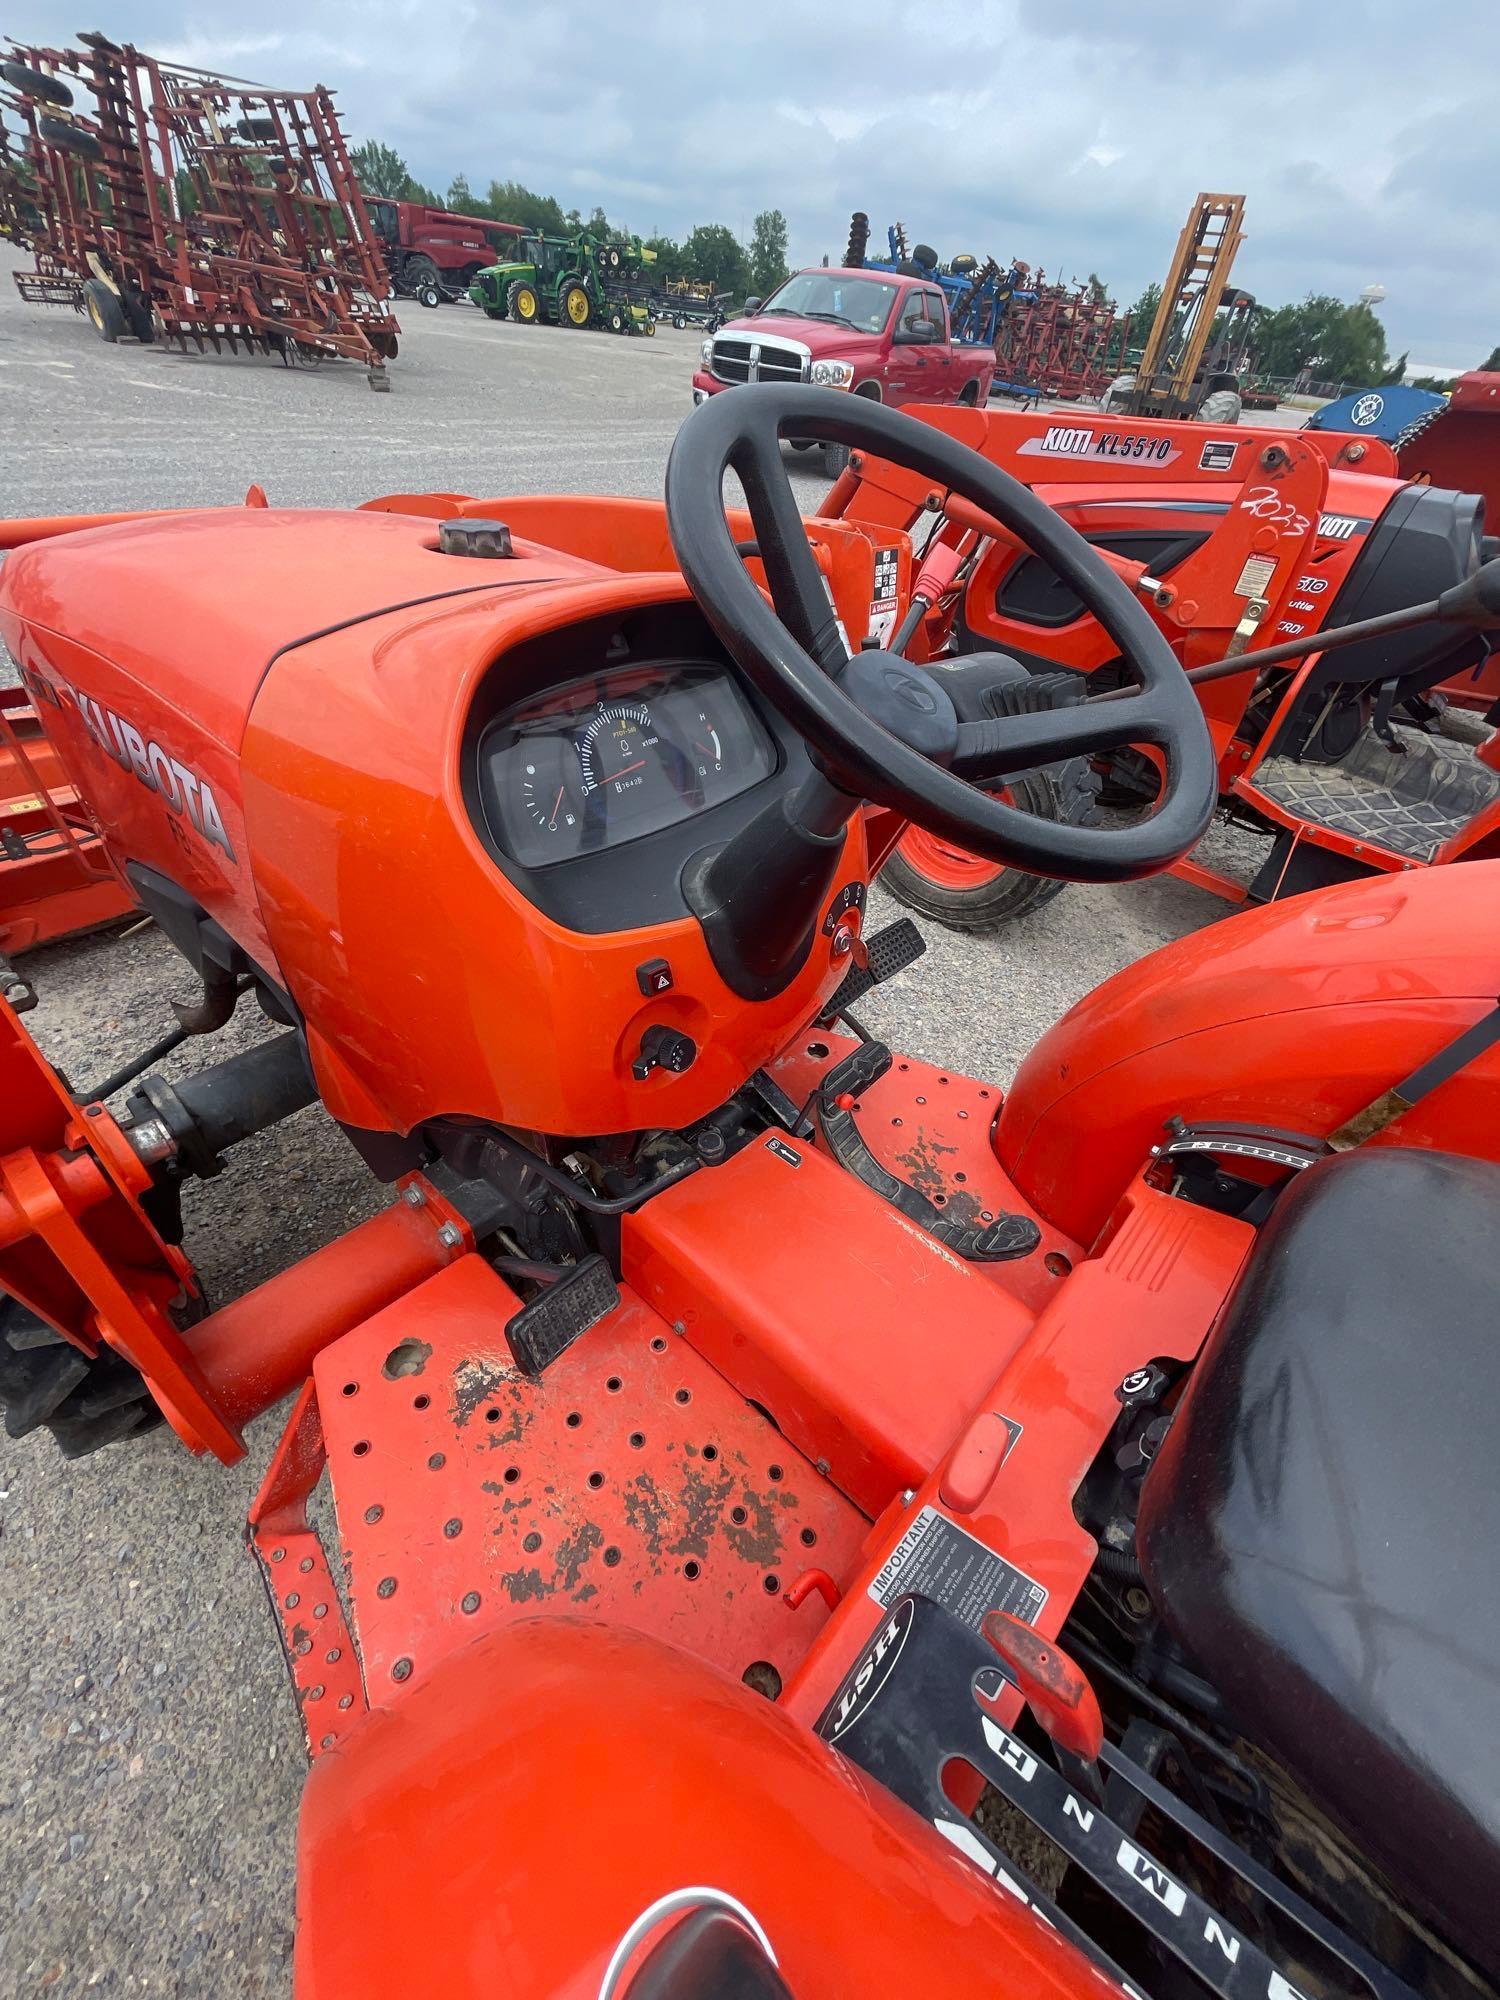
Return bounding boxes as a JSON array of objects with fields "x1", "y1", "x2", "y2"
[
  {"x1": 0, "y1": 1293, "x2": 164, "y2": 1459},
  {"x1": 881, "y1": 758, "x2": 1099, "y2": 931},
  {"x1": 559, "y1": 280, "x2": 591, "y2": 329},
  {"x1": 507, "y1": 279, "x2": 541, "y2": 324},
  {"x1": 82, "y1": 278, "x2": 126, "y2": 343},
  {"x1": 483, "y1": 306, "x2": 506, "y2": 320},
  {"x1": 607, "y1": 305, "x2": 627, "y2": 334},
  {"x1": 38, "y1": 115, "x2": 103, "y2": 162},
  {"x1": 642, "y1": 316, "x2": 656, "y2": 337},
  {"x1": 1196, "y1": 388, "x2": 1242, "y2": 424},
  {"x1": 1, "y1": 60, "x2": 73, "y2": 106}
]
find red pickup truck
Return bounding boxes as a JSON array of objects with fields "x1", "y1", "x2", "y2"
[{"x1": 691, "y1": 266, "x2": 993, "y2": 469}]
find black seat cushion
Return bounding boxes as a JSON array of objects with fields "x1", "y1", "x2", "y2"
[{"x1": 1138, "y1": 1147, "x2": 1500, "y2": 1979}]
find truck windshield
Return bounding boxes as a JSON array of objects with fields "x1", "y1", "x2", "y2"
[{"x1": 759, "y1": 271, "x2": 897, "y2": 334}]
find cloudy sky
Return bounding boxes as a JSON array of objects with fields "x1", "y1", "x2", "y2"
[{"x1": 13, "y1": 1, "x2": 1496, "y2": 372}]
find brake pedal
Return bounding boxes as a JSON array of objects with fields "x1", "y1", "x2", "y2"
[
  {"x1": 504, "y1": 1256, "x2": 620, "y2": 1377},
  {"x1": 823, "y1": 916, "x2": 924, "y2": 1019}
]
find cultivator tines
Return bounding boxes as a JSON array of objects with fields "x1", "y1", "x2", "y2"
[
  {"x1": 0, "y1": 36, "x2": 399, "y2": 386},
  {"x1": 992, "y1": 277, "x2": 1125, "y2": 402}
]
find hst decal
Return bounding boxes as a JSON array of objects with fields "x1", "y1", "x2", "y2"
[{"x1": 19, "y1": 662, "x2": 235, "y2": 859}]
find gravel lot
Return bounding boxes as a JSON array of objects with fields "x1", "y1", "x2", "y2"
[{"x1": 0, "y1": 239, "x2": 1259, "y2": 1996}]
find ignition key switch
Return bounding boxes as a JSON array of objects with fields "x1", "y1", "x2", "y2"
[{"x1": 632, "y1": 1024, "x2": 697, "y2": 1081}]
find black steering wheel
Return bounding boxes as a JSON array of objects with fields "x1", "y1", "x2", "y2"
[{"x1": 665, "y1": 385, "x2": 1216, "y2": 880}]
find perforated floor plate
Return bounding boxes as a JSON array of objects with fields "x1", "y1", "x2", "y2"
[{"x1": 315, "y1": 1256, "x2": 870, "y2": 1704}]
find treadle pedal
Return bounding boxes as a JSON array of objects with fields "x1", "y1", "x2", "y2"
[
  {"x1": 822, "y1": 916, "x2": 925, "y2": 1019},
  {"x1": 816, "y1": 1044, "x2": 1040, "y2": 1264},
  {"x1": 504, "y1": 1255, "x2": 621, "y2": 1378}
]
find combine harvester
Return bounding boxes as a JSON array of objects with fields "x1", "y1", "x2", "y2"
[{"x1": 0, "y1": 33, "x2": 399, "y2": 387}]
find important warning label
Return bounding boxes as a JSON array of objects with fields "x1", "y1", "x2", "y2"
[
  {"x1": 1233, "y1": 552, "x2": 1277, "y2": 600},
  {"x1": 869, "y1": 1506, "x2": 1047, "y2": 1632}
]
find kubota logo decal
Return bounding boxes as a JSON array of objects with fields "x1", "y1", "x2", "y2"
[{"x1": 20, "y1": 662, "x2": 235, "y2": 859}]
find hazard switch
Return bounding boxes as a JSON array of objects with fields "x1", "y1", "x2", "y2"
[{"x1": 636, "y1": 958, "x2": 673, "y2": 996}]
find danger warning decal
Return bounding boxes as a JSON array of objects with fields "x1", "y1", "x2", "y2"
[
  {"x1": 868, "y1": 545, "x2": 901, "y2": 645},
  {"x1": 1018, "y1": 425, "x2": 1180, "y2": 466},
  {"x1": 869, "y1": 1505, "x2": 1046, "y2": 1633}
]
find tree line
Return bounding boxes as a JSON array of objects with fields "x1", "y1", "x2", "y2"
[
  {"x1": 352, "y1": 142, "x2": 1495, "y2": 382},
  {"x1": 349, "y1": 141, "x2": 790, "y2": 299}
]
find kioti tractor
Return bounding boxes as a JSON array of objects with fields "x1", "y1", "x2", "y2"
[
  {"x1": 1, "y1": 389, "x2": 1498, "y2": 1998},
  {"x1": 837, "y1": 403, "x2": 1500, "y2": 928}
]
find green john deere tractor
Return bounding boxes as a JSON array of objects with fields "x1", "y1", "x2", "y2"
[{"x1": 469, "y1": 227, "x2": 655, "y2": 333}]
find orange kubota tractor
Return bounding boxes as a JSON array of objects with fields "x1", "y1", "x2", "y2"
[
  {"x1": 833, "y1": 400, "x2": 1500, "y2": 929},
  {"x1": 1, "y1": 388, "x2": 1498, "y2": 1998}
]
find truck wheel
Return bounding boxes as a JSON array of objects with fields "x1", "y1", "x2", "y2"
[
  {"x1": 82, "y1": 278, "x2": 126, "y2": 343},
  {"x1": 508, "y1": 280, "x2": 541, "y2": 324},
  {"x1": 823, "y1": 385, "x2": 880, "y2": 475},
  {"x1": 959, "y1": 381, "x2": 979, "y2": 406},
  {"x1": 0, "y1": 1293, "x2": 163, "y2": 1458},
  {"x1": 559, "y1": 281, "x2": 591, "y2": 328},
  {"x1": 1, "y1": 60, "x2": 73, "y2": 105},
  {"x1": 881, "y1": 759, "x2": 1098, "y2": 930}
]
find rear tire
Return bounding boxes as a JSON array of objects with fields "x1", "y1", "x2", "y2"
[
  {"x1": 82, "y1": 278, "x2": 126, "y2": 343},
  {"x1": 483, "y1": 306, "x2": 506, "y2": 320},
  {"x1": 0, "y1": 1294, "x2": 163, "y2": 1458},
  {"x1": 881, "y1": 760, "x2": 1098, "y2": 931}
]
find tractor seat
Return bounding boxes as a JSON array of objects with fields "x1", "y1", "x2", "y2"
[{"x1": 1138, "y1": 1145, "x2": 1500, "y2": 1981}]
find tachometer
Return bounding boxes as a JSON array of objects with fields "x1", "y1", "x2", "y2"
[{"x1": 579, "y1": 702, "x2": 660, "y2": 801}]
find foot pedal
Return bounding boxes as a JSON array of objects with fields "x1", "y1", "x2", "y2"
[
  {"x1": 504, "y1": 1256, "x2": 620, "y2": 1378},
  {"x1": 816, "y1": 1043, "x2": 1040, "y2": 1264},
  {"x1": 822, "y1": 916, "x2": 924, "y2": 1020}
]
